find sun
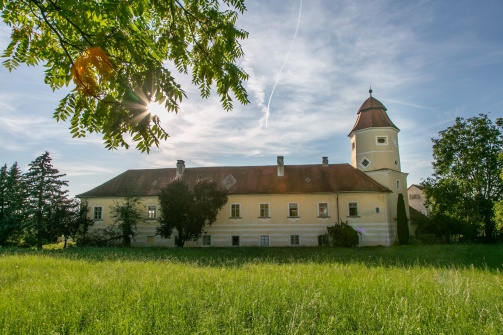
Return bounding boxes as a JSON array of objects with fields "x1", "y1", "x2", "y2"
[{"x1": 147, "y1": 101, "x2": 170, "y2": 115}]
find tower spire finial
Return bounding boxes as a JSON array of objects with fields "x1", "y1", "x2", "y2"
[{"x1": 369, "y1": 86, "x2": 373, "y2": 97}]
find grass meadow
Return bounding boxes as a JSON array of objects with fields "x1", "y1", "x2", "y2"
[{"x1": 0, "y1": 245, "x2": 502, "y2": 334}]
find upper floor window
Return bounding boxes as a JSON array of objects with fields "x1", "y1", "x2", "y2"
[
  {"x1": 409, "y1": 194, "x2": 421, "y2": 200},
  {"x1": 288, "y1": 203, "x2": 299, "y2": 217},
  {"x1": 360, "y1": 157, "x2": 371, "y2": 169},
  {"x1": 376, "y1": 136, "x2": 388, "y2": 145},
  {"x1": 93, "y1": 206, "x2": 103, "y2": 220},
  {"x1": 351, "y1": 142, "x2": 356, "y2": 151},
  {"x1": 230, "y1": 204, "x2": 241, "y2": 218},
  {"x1": 259, "y1": 203, "x2": 269, "y2": 218},
  {"x1": 318, "y1": 203, "x2": 329, "y2": 217},
  {"x1": 348, "y1": 202, "x2": 358, "y2": 217},
  {"x1": 147, "y1": 205, "x2": 157, "y2": 219},
  {"x1": 396, "y1": 180, "x2": 401, "y2": 190}
]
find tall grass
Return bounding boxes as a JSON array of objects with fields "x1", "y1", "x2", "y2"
[{"x1": 0, "y1": 245, "x2": 502, "y2": 334}]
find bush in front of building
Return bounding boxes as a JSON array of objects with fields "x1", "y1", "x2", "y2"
[{"x1": 319, "y1": 221, "x2": 360, "y2": 247}]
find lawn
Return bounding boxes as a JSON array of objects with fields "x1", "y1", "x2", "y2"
[{"x1": 0, "y1": 245, "x2": 502, "y2": 334}]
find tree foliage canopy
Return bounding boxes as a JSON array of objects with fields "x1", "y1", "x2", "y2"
[
  {"x1": 396, "y1": 193, "x2": 409, "y2": 244},
  {"x1": 1, "y1": 0, "x2": 249, "y2": 152},
  {"x1": 422, "y1": 114, "x2": 503, "y2": 241},
  {"x1": 157, "y1": 178, "x2": 227, "y2": 247},
  {"x1": 109, "y1": 195, "x2": 144, "y2": 247},
  {"x1": 24, "y1": 151, "x2": 69, "y2": 249}
]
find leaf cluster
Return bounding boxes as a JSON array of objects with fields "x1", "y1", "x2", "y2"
[{"x1": 1, "y1": 0, "x2": 249, "y2": 152}]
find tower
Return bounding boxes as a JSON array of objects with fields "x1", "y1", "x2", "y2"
[
  {"x1": 348, "y1": 89, "x2": 409, "y2": 242},
  {"x1": 348, "y1": 89, "x2": 401, "y2": 173}
]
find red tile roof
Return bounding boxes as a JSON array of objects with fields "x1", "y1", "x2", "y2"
[
  {"x1": 77, "y1": 163, "x2": 391, "y2": 198},
  {"x1": 349, "y1": 97, "x2": 399, "y2": 135}
]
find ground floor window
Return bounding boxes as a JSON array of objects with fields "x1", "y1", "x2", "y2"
[
  {"x1": 231, "y1": 235, "x2": 240, "y2": 246},
  {"x1": 146, "y1": 236, "x2": 155, "y2": 247},
  {"x1": 260, "y1": 235, "x2": 269, "y2": 247},
  {"x1": 202, "y1": 235, "x2": 211, "y2": 246},
  {"x1": 290, "y1": 235, "x2": 300, "y2": 246}
]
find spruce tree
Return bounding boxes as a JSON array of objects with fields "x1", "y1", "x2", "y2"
[
  {"x1": 25, "y1": 152, "x2": 69, "y2": 249},
  {"x1": 397, "y1": 193, "x2": 409, "y2": 245},
  {"x1": 0, "y1": 163, "x2": 26, "y2": 246}
]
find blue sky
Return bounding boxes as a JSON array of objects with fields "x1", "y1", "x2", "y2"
[{"x1": 1, "y1": 0, "x2": 503, "y2": 197}]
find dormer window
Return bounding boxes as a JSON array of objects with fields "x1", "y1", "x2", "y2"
[{"x1": 376, "y1": 136, "x2": 388, "y2": 145}]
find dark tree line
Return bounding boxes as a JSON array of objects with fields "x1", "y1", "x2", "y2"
[{"x1": 0, "y1": 152, "x2": 93, "y2": 249}]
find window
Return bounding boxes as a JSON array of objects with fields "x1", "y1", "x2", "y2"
[
  {"x1": 202, "y1": 235, "x2": 211, "y2": 246},
  {"x1": 260, "y1": 235, "x2": 269, "y2": 247},
  {"x1": 318, "y1": 203, "x2": 329, "y2": 217},
  {"x1": 146, "y1": 236, "x2": 155, "y2": 247},
  {"x1": 230, "y1": 204, "x2": 241, "y2": 218},
  {"x1": 360, "y1": 157, "x2": 371, "y2": 168},
  {"x1": 376, "y1": 136, "x2": 388, "y2": 145},
  {"x1": 290, "y1": 235, "x2": 300, "y2": 246},
  {"x1": 396, "y1": 180, "x2": 401, "y2": 190},
  {"x1": 375, "y1": 207, "x2": 381, "y2": 214},
  {"x1": 352, "y1": 142, "x2": 356, "y2": 151},
  {"x1": 93, "y1": 206, "x2": 103, "y2": 220},
  {"x1": 147, "y1": 205, "x2": 157, "y2": 219},
  {"x1": 259, "y1": 203, "x2": 269, "y2": 218},
  {"x1": 288, "y1": 203, "x2": 299, "y2": 217},
  {"x1": 231, "y1": 235, "x2": 240, "y2": 246},
  {"x1": 348, "y1": 202, "x2": 358, "y2": 217},
  {"x1": 409, "y1": 194, "x2": 421, "y2": 200}
]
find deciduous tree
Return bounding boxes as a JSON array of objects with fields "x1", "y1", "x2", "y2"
[
  {"x1": 157, "y1": 179, "x2": 227, "y2": 247},
  {"x1": 422, "y1": 114, "x2": 503, "y2": 242},
  {"x1": 1, "y1": 0, "x2": 249, "y2": 152},
  {"x1": 109, "y1": 195, "x2": 144, "y2": 247}
]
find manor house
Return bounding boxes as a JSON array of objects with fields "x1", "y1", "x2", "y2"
[{"x1": 77, "y1": 91, "x2": 409, "y2": 247}]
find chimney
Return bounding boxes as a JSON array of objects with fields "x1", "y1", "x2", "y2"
[
  {"x1": 176, "y1": 160, "x2": 185, "y2": 178},
  {"x1": 322, "y1": 156, "x2": 328, "y2": 167},
  {"x1": 277, "y1": 156, "x2": 284, "y2": 176}
]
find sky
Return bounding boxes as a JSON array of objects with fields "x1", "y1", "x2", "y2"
[{"x1": 1, "y1": 0, "x2": 503, "y2": 197}]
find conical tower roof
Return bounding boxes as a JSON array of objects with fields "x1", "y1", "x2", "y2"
[{"x1": 349, "y1": 90, "x2": 399, "y2": 136}]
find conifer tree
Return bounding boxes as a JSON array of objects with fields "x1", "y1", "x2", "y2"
[
  {"x1": 0, "y1": 163, "x2": 26, "y2": 246},
  {"x1": 397, "y1": 193, "x2": 409, "y2": 245},
  {"x1": 25, "y1": 152, "x2": 69, "y2": 249}
]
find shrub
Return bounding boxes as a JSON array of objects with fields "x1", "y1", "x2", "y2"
[{"x1": 326, "y1": 221, "x2": 360, "y2": 247}]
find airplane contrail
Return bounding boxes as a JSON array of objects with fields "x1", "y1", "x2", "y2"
[{"x1": 265, "y1": 0, "x2": 303, "y2": 128}]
